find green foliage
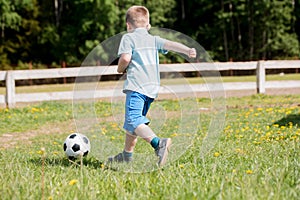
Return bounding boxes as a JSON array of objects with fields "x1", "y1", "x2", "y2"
[
  {"x1": 254, "y1": 0, "x2": 299, "y2": 59},
  {"x1": 0, "y1": 0, "x2": 22, "y2": 31},
  {"x1": 0, "y1": 0, "x2": 22, "y2": 66},
  {"x1": 0, "y1": 0, "x2": 300, "y2": 68},
  {"x1": 174, "y1": 0, "x2": 300, "y2": 61},
  {"x1": 0, "y1": 0, "x2": 41, "y2": 67}
]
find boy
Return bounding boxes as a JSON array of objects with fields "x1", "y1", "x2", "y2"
[{"x1": 108, "y1": 5, "x2": 196, "y2": 167}]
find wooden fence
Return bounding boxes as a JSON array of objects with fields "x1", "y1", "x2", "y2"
[{"x1": 0, "y1": 60, "x2": 299, "y2": 108}]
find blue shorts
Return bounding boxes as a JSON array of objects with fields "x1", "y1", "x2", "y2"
[{"x1": 123, "y1": 91, "x2": 154, "y2": 134}]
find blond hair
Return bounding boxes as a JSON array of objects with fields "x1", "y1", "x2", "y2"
[{"x1": 126, "y1": 6, "x2": 150, "y2": 28}]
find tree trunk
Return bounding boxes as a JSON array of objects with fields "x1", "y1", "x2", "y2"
[
  {"x1": 181, "y1": 0, "x2": 185, "y2": 19},
  {"x1": 248, "y1": 0, "x2": 254, "y2": 60},
  {"x1": 221, "y1": 0, "x2": 229, "y2": 61},
  {"x1": 54, "y1": 0, "x2": 63, "y2": 27},
  {"x1": 262, "y1": 30, "x2": 266, "y2": 60}
]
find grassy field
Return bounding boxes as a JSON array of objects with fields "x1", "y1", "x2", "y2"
[{"x1": 0, "y1": 94, "x2": 299, "y2": 199}]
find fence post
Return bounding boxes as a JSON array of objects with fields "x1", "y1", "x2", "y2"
[
  {"x1": 62, "y1": 61, "x2": 67, "y2": 84},
  {"x1": 6, "y1": 71, "x2": 16, "y2": 108},
  {"x1": 256, "y1": 61, "x2": 265, "y2": 94}
]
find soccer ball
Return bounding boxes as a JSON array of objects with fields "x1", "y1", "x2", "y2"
[{"x1": 63, "y1": 133, "x2": 91, "y2": 160}]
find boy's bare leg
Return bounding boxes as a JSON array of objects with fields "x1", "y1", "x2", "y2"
[
  {"x1": 134, "y1": 123, "x2": 156, "y2": 143},
  {"x1": 109, "y1": 124, "x2": 171, "y2": 166},
  {"x1": 124, "y1": 131, "x2": 137, "y2": 152},
  {"x1": 108, "y1": 131, "x2": 136, "y2": 163}
]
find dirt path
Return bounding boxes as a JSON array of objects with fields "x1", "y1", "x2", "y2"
[
  {"x1": 0, "y1": 117, "x2": 112, "y2": 149},
  {"x1": 1, "y1": 120, "x2": 75, "y2": 149}
]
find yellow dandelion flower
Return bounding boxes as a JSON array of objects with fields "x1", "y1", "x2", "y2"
[
  {"x1": 100, "y1": 163, "x2": 105, "y2": 169},
  {"x1": 285, "y1": 110, "x2": 292, "y2": 115},
  {"x1": 214, "y1": 152, "x2": 220, "y2": 157},
  {"x1": 266, "y1": 132, "x2": 271, "y2": 137},
  {"x1": 69, "y1": 179, "x2": 78, "y2": 186},
  {"x1": 37, "y1": 151, "x2": 43, "y2": 155},
  {"x1": 235, "y1": 148, "x2": 244, "y2": 153},
  {"x1": 179, "y1": 164, "x2": 184, "y2": 168},
  {"x1": 266, "y1": 108, "x2": 273, "y2": 112},
  {"x1": 253, "y1": 140, "x2": 261, "y2": 145},
  {"x1": 226, "y1": 125, "x2": 231, "y2": 129},
  {"x1": 37, "y1": 148, "x2": 46, "y2": 155},
  {"x1": 101, "y1": 128, "x2": 107, "y2": 135},
  {"x1": 246, "y1": 170, "x2": 253, "y2": 174},
  {"x1": 171, "y1": 133, "x2": 178, "y2": 137},
  {"x1": 111, "y1": 123, "x2": 118, "y2": 128},
  {"x1": 290, "y1": 135, "x2": 297, "y2": 140}
]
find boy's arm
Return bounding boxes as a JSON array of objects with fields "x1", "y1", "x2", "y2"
[
  {"x1": 163, "y1": 40, "x2": 197, "y2": 58},
  {"x1": 117, "y1": 53, "x2": 132, "y2": 73}
]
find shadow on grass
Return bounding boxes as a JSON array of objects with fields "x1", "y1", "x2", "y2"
[
  {"x1": 29, "y1": 156, "x2": 110, "y2": 170},
  {"x1": 272, "y1": 114, "x2": 300, "y2": 127}
]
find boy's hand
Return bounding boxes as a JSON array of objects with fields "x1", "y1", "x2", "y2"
[
  {"x1": 188, "y1": 48, "x2": 197, "y2": 58},
  {"x1": 163, "y1": 41, "x2": 197, "y2": 58},
  {"x1": 118, "y1": 53, "x2": 131, "y2": 73}
]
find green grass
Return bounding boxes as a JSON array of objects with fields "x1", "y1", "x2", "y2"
[
  {"x1": 0, "y1": 73, "x2": 299, "y2": 95},
  {"x1": 0, "y1": 94, "x2": 299, "y2": 199}
]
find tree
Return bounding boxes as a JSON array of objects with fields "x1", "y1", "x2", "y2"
[
  {"x1": 253, "y1": 0, "x2": 299, "y2": 59},
  {"x1": 175, "y1": 0, "x2": 300, "y2": 61},
  {"x1": 293, "y1": 0, "x2": 300, "y2": 57},
  {"x1": 37, "y1": 0, "x2": 177, "y2": 65},
  {"x1": 1, "y1": 0, "x2": 299, "y2": 68},
  {"x1": 0, "y1": 0, "x2": 22, "y2": 67}
]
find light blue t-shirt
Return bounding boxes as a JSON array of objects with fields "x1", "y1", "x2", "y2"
[{"x1": 118, "y1": 28, "x2": 167, "y2": 98}]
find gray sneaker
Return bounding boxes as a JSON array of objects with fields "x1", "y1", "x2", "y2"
[
  {"x1": 108, "y1": 152, "x2": 132, "y2": 163},
  {"x1": 155, "y1": 138, "x2": 172, "y2": 167}
]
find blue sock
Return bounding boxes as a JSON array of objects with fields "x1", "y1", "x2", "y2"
[
  {"x1": 150, "y1": 137, "x2": 160, "y2": 150},
  {"x1": 123, "y1": 150, "x2": 132, "y2": 157}
]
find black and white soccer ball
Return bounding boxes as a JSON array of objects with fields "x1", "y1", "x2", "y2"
[{"x1": 63, "y1": 133, "x2": 91, "y2": 160}]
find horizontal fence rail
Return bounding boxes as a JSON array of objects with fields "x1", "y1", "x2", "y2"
[{"x1": 0, "y1": 60, "x2": 299, "y2": 108}]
